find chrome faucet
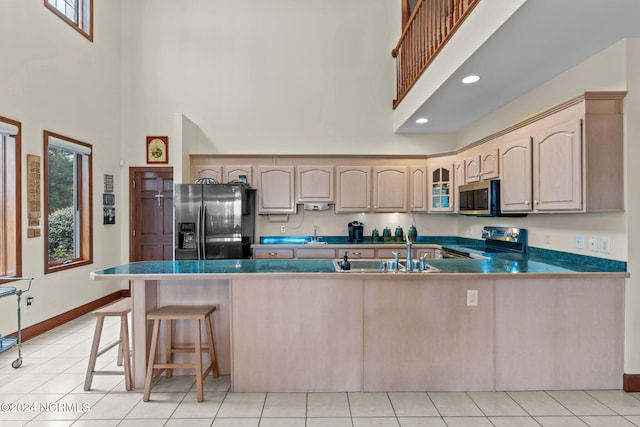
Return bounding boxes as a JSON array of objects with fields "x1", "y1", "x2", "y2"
[
  {"x1": 313, "y1": 225, "x2": 318, "y2": 240},
  {"x1": 391, "y1": 251, "x2": 400, "y2": 272},
  {"x1": 406, "y1": 238, "x2": 413, "y2": 272}
]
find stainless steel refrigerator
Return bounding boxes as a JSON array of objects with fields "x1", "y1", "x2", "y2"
[{"x1": 174, "y1": 183, "x2": 256, "y2": 260}]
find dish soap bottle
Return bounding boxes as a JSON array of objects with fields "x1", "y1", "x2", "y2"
[{"x1": 341, "y1": 251, "x2": 351, "y2": 270}]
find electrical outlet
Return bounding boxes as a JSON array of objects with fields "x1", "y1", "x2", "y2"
[
  {"x1": 589, "y1": 236, "x2": 599, "y2": 252},
  {"x1": 280, "y1": 225, "x2": 286, "y2": 233},
  {"x1": 575, "y1": 235, "x2": 584, "y2": 250},
  {"x1": 600, "y1": 237, "x2": 611, "y2": 254},
  {"x1": 467, "y1": 290, "x2": 478, "y2": 307}
]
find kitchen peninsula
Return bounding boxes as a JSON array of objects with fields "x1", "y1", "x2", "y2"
[{"x1": 91, "y1": 237, "x2": 627, "y2": 393}]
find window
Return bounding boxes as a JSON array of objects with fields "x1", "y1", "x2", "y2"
[
  {"x1": 43, "y1": 131, "x2": 92, "y2": 273},
  {"x1": 45, "y1": 0, "x2": 93, "y2": 42},
  {"x1": 0, "y1": 117, "x2": 21, "y2": 280}
]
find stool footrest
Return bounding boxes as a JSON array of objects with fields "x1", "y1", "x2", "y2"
[
  {"x1": 92, "y1": 370, "x2": 127, "y2": 376},
  {"x1": 170, "y1": 346, "x2": 214, "y2": 353}
]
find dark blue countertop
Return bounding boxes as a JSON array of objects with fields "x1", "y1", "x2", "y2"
[
  {"x1": 92, "y1": 252, "x2": 626, "y2": 278},
  {"x1": 257, "y1": 235, "x2": 627, "y2": 273}
]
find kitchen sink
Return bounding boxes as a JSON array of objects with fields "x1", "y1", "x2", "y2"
[
  {"x1": 304, "y1": 240, "x2": 327, "y2": 245},
  {"x1": 333, "y1": 259, "x2": 402, "y2": 272},
  {"x1": 333, "y1": 259, "x2": 439, "y2": 273}
]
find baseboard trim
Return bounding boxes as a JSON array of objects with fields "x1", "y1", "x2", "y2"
[
  {"x1": 7, "y1": 290, "x2": 128, "y2": 342},
  {"x1": 624, "y1": 374, "x2": 640, "y2": 392}
]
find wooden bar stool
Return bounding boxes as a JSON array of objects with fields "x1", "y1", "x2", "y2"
[
  {"x1": 84, "y1": 297, "x2": 132, "y2": 391},
  {"x1": 143, "y1": 305, "x2": 219, "y2": 402}
]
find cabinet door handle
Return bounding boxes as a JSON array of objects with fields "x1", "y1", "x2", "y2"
[
  {"x1": 268, "y1": 252, "x2": 278, "y2": 256},
  {"x1": 352, "y1": 252, "x2": 362, "y2": 256},
  {"x1": 525, "y1": 201, "x2": 530, "y2": 205},
  {"x1": 534, "y1": 200, "x2": 539, "y2": 205}
]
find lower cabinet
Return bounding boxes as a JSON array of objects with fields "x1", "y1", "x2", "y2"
[{"x1": 252, "y1": 248, "x2": 294, "y2": 259}]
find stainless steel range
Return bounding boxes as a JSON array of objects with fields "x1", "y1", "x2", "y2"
[{"x1": 481, "y1": 226, "x2": 528, "y2": 254}]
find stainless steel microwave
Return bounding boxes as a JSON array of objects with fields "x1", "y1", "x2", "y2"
[{"x1": 458, "y1": 180, "x2": 500, "y2": 216}]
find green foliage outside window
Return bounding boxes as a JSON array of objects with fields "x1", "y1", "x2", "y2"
[{"x1": 47, "y1": 147, "x2": 75, "y2": 263}]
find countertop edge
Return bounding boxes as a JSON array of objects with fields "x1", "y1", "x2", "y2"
[{"x1": 91, "y1": 271, "x2": 630, "y2": 281}]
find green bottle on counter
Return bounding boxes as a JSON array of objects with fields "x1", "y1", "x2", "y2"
[
  {"x1": 408, "y1": 225, "x2": 417, "y2": 241},
  {"x1": 395, "y1": 226, "x2": 404, "y2": 241},
  {"x1": 372, "y1": 228, "x2": 379, "y2": 241},
  {"x1": 382, "y1": 227, "x2": 391, "y2": 241}
]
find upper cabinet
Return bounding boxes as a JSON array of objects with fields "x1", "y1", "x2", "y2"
[
  {"x1": 192, "y1": 165, "x2": 252, "y2": 185},
  {"x1": 193, "y1": 166, "x2": 222, "y2": 183},
  {"x1": 373, "y1": 166, "x2": 408, "y2": 212},
  {"x1": 296, "y1": 166, "x2": 334, "y2": 203},
  {"x1": 500, "y1": 138, "x2": 533, "y2": 212},
  {"x1": 225, "y1": 166, "x2": 253, "y2": 185},
  {"x1": 409, "y1": 166, "x2": 428, "y2": 212},
  {"x1": 336, "y1": 166, "x2": 371, "y2": 213},
  {"x1": 453, "y1": 160, "x2": 465, "y2": 212},
  {"x1": 499, "y1": 91, "x2": 625, "y2": 213},
  {"x1": 257, "y1": 166, "x2": 296, "y2": 214},
  {"x1": 465, "y1": 148, "x2": 499, "y2": 183},
  {"x1": 427, "y1": 161, "x2": 454, "y2": 213},
  {"x1": 532, "y1": 119, "x2": 582, "y2": 211}
]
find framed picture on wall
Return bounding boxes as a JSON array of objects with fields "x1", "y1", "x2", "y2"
[
  {"x1": 146, "y1": 136, "x2": 169, "y2": 164},
  {"x1": 103, "y1": 207, "x2": 115, "y2": 225}
]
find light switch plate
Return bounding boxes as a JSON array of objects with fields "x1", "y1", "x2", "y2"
[
  {"x1": 589, "y1": 236, "x2": 599, "y2": 252},
  {"x1": 575, "y1": 235, "x2": 584, "y2": 250},
  {"x1": 600, "y1": 237, "x2": 611, "y2": 254}
]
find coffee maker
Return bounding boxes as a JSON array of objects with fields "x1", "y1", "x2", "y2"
[{"x1": 348, "y1": 221, "x2": 364, "y2": 242}]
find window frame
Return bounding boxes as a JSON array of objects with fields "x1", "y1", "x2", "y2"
[
  {"x1": 43, "y1": 130, "x2": 93, "y2": 274},
  {"x1": 0, "y1": 116, "x2": 22, "y2": 282},
  {"x1": 44, "y1": 0, "x2": 94, "y2": 42}
]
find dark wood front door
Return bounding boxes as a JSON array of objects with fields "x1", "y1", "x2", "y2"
[{"x1": 129, "y1": 167, "x2": 174, "y2": 261}]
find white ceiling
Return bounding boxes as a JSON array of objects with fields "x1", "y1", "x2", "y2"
[{"x1": 397, "y1": 0, "x2": 640, "y2": 133}]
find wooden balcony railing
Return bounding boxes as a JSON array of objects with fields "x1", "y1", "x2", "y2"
[{"x1": 392, "y1": 0, "x2": 480, "y2": 109}]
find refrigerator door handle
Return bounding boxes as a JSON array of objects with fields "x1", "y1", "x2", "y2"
[
  {"x1": 201, "y1": 205, "x2": 207, "y2": 259},
  {"x1": 197, "y1": 205, "x2": 203, "y2": 260}
]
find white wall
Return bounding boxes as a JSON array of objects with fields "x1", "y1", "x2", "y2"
[{"x1": 0, "y1": 1, "x2": 123, "y2": 330}]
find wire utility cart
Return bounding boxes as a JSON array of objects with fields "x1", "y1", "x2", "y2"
[{"x1": 0, "y1": 277, "x2": 34, "y2": 368}]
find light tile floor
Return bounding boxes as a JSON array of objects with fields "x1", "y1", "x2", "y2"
[{"x1": 2, "y1": 314, "x2": 640, "y2": 426}]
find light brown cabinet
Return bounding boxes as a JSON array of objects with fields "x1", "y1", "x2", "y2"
[
  {"x1": 193, "y1": 166, "x2": 222, "y2": 183},
  {"x1": 409, "y1": 167, "x2": 427, "y2": 212},
  {"x1": 499, "y1": 138, "x2": 533, "y2": 212},
  {"x1": 500, "y1": 92, "x2": 624, "y2": 213},
  {"x1": 336, "y1": 166, "x2": 371, "y2": 213},
  {"x1": 296, "y1": 166, "x2": 334, "y2": 203},
  {"x1": 373, "y1": 166, "x2": 408, "y2": 212},
  {"x1": 252, "y1": 248, "x2": 294, "y2": 259},
  {"x1": 453, "y1": 160, "x2": 465, "y2": 212},
  {"x1": 257, "y1": 166, "x2": 296, "y2": 214},
  {"x1": 465, "y1": 149, "x2": 499, "y2": 183},
  {"x1": 532, "y1": 119, "x2": 582, "y2": 211},
  {"x1": 192, "y1": 165, "x2": 252, "y2": 185}
]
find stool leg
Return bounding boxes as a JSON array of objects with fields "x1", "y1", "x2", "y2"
[
  {"x1": 84, "y1": 315, "x2": 105, "y2": 391},
  {"x1": 205, "y1": 314, "x2": 219, "y2": 378},
  {"x1": 194, "y1": 319, "x2": 204, "y2": 402},
  {"x1": 165, "y1": 319, "x2": 173, "y2": 378},
  {"x1": 121, "y1": 313, "x2": 133, "y2": 391},
  {"x1": 143, "y1": 318, "x2": 161, "y2": 402}
]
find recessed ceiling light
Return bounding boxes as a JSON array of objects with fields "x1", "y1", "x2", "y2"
[
  {"x1": 462, "y1": 75, "x2": 480, "y2": 84},
  {"x1": 415, "y1": 118, "x2": 428, "y2": 124}
]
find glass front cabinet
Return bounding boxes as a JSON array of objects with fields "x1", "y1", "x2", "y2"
[{"x1": 428, "y1": 163, "x2": 454, "y2": 212}]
